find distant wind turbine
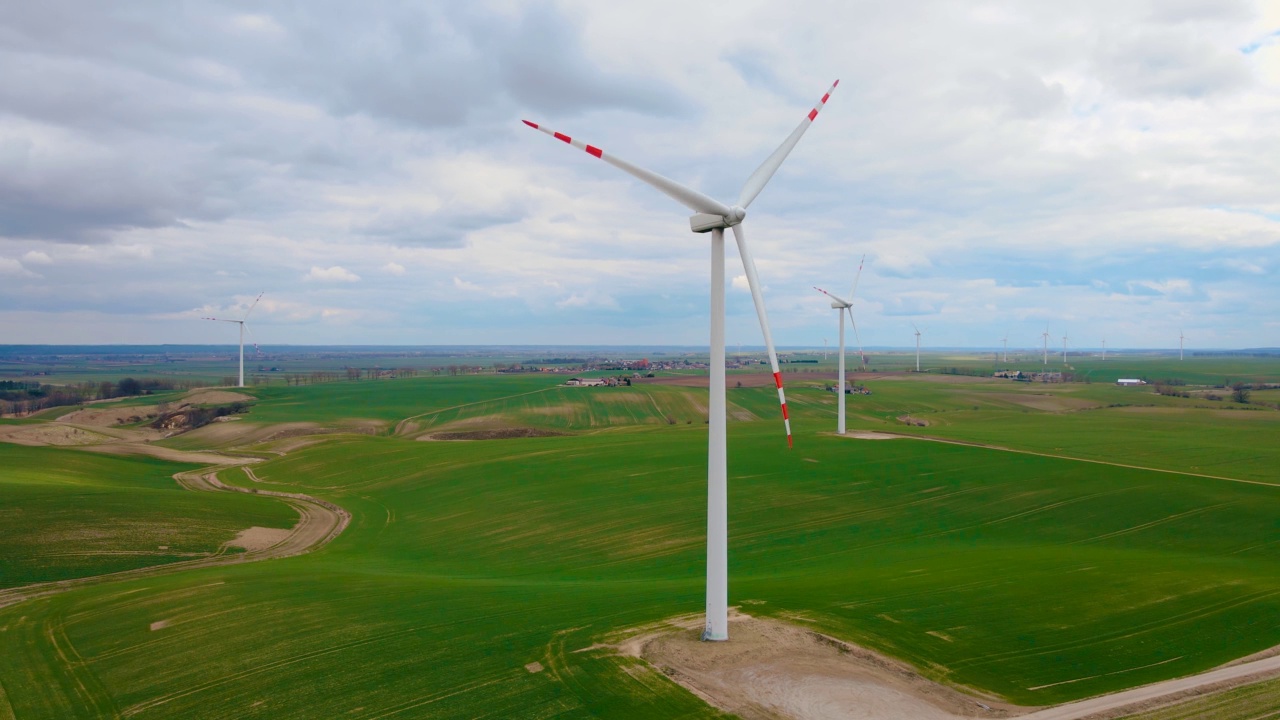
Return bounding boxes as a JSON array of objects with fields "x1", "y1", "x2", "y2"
[
  {"x1": 1101, "y1": 338, "x2": 1107, "y2": 361},
  {"x1": 912, "y1": 323, "x2": 922, "y2": 372},
  {"x1": 1001, "y1": 332, "x2": 1008, "y2": 364},
  {"x1": 524, "y1": 80, "x2": 838, "y2": 642},
  {"x1": 1062, "y1": 332, "x2": 1068, "y2": 364},
  {"x1": 814, "y1": 254, "x2": 868, "y2": 435},
  {"x1": 1041, "y1": 328, "x2": 1050, "y2": 366},
  {"x1": 203, "y1": 292, "x2": 263, "y2": 388},
  {"x1": 1179, "y1": 329, "x2": 1185, "y2": 361}
]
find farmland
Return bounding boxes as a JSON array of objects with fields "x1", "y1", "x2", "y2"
[{"x1": 0, "y1": 350, "x2": 1277, "y2": 718}]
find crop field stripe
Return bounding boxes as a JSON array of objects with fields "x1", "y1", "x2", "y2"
[
  {"x1": 393, "y1": 386, "x2": 560, "y2": 432},
  {"x1": 44, "y1": 607, "x2": 119, "y2": 719},
  {"x1": 1026, "y1": 655, "x2": 1184, "y2": 691},
  {"x1": 955, "y1": 587, "x2": 1280, "y2": 672},
  {"x1": 1070, "y1": 503, "x2": 1235, "y2": 545},
  {"x1": 875, "y1": 433, "x2": 1280, "y2": 488},
  {"x1": 119, "y1": 603, "x2": 538, "y2": 716}
]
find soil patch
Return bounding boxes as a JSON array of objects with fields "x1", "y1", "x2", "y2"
[
  {"x1": 57, "y1": 405, "x2": 162, "y2": 427},
  {"x1": 898, "y1": 415, "x2": 930, "y2": 427},
  {"x1": 840, "y1": 432, "x2": 905, "y2": 440},
  {"x1": 0, "y1": 424, "x2": 115, "y2": 446},
  {"x1": 630, "y1": 615, "x2": 1023, "y2": 720},
  {"x1": 423, "y1": 428, "x2": 568, "y2": 441},
  {"x1": 183, "y1": 390, "x2": 255, "y2": 405},
  {"x1": 225, "y1": 526, "x2": 292, "y2": 552}
]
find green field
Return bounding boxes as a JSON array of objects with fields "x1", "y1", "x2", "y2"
[
  {"x1": 0, "y1": 446, "x2": 295, "y2": 588},
  {"x1": 1, "y1": 352, "x2": 1278, "y2": 718}
]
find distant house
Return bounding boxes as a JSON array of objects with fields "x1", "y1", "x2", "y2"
[
  {"x1": 565, "y1": 377, "x2": 606, "y2": 387},
  {"x1": 1116, "y1": 378, "x2": 1146, "y2": 386}
]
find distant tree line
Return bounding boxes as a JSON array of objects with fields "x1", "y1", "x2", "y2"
[{"x1": 0, "y1": 377, "x2": 184, "y2": 416}]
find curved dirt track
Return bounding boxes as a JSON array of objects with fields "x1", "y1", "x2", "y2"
[{"x1": 0, "y1": 462, "x2": 349, "y2": 611}]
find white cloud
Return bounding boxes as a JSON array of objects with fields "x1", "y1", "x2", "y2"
[
  {"x1": 304, "y1": 265, "x2": 361, "y2": 283},
  {"x1": 22, "y1": 250, "x2": 52, "y2": 265},
  {"x1": 382, "y1": 262, "x2": 406, "y2": 275},
  {"x1": 0, "y1": 258, "x2": 37, "y2": 277}
]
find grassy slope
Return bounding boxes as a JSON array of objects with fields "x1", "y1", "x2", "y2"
[
  {"x1": 2, "y1": 413, "x2": 1278, "y2": 716},
  {"x1": 0, "y1": 446, "x2": 296, "y2": 588},
  {"x1": 2, "y1": 365, "x2": 1279, "y2": 718}
]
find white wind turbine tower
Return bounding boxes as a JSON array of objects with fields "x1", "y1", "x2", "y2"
[
  {"x1": 1041, "y1": 328, "x2": 1050, "y2": 366},
  {"x1": 1001, "y1": 332, "x2": 1008, "y2": 364},
  {"x1": 524, "y1": 80, "x2": 838, "y2": 642},
  {"x1": 1061, "y1": 332, "x2": 1068, "y2": 364},
  {"x1": 1179, "y1": 329, "x2": 1185, "y2": 360},
  {"x1": 912, "y1": 323, "x2": 922, "y2": 372},
  {"x1": 1101, "y1": 337, "x2": 1107, "y2": 361},
  {"x1": 823, "y1": 338, "x2": 828, "y2": 360},
  {"x1": 814, "y1": 254, "x2": 867, "y2": 435},
  {"x1": 203, "y1": 292, "x2": 263, "y2": 388}
]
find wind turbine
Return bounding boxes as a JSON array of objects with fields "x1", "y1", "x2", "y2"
[
  {"x1": 1062, "y1": 332, "x2": 1068, "y2": 364},
  {"x1": 1179, "y1": 329, "x2": 1185, "y2": 360},
  {"x1": 823, "y1": 338, "x2": 828, "y2": 360},
  {"x1": 203, "y1": 292, "x2": 263, "y2": 388},
  {"x1": 524, "y1": 80, "x2": 837, "y2": 642},
  {"x1": 912, "y1": 323, "x2": 922, "y2": 372},
  {"x1": 814, "y1": 254, "x2": 867, "y2": 435},
  {"x1": 1101, "y1": 337, "x2": 1107, "y2": 361},
  {"x1": 1041, "y1": 328, "x2": 1050, "y2": 366},
  {"x1": 1001, "y1": 332, "x2": 1008, "y2": 364}
]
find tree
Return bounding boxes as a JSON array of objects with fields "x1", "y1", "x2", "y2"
[
  {"x1": 1232, "y1": 383, "x2": 1251, "y2": 404},
  {"x1": 117, "y1": 377, "x2": 142, "y2": 396}
]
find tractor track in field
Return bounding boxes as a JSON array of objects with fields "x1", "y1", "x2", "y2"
[
  {"x1": 0, "y1": 461, "x2": 349, "y2": 612},
  {"x1": 839, "y1": 430, "x2": 1280, "y2": 488}
]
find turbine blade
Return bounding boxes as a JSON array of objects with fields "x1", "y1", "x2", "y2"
[
  {"x1": 847, "y1": 308, "x2": 866, "y2": 370},
  {"x1": 244, "y1": 323, "x2": 263, "y2": 356},
  {"x1": 731, "y1": 224, "x2": 791, "y2": 448},
  {"x1": 848, "y1": 253, "x2": 865, "y2": 300},
  {"x1": 812, "y1": 286, "x2": 851, "y2": 306},
  {"x1": 737, "y1": 80, "x2": 839, "y2": 209},
  {"x1": 522, "y1": 120, "x2": 731, "y2": 217},
  {"x1": 242, "y1": 291, "x2": 264, "y2": 321},
  {"x1": 202, "y1": 317, "x2": 238, "y2": 324}
]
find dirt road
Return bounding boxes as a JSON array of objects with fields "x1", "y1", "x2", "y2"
[{"x1": 0, "y1": 463, "x2": 349, "y2": 611}]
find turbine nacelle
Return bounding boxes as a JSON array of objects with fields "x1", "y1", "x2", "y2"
[{"x1": 689, "y1": 206, "x2": 746, "y2": 234}]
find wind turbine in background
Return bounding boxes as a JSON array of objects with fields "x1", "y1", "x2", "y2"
[
  {"x1": 814, "y1": 254, "x2": 868, "y2": 435},
  {"x1": 524, "y1": 80, "x2": 838, "y2": 642},
  {"x1": 912, "y1": 323, "x2": 923, "y2": 372},
  {"x1": 1001, "y1": 332, "x2": 1008, "y2": 364},
  {"x1": 203, "y1": 292, "x2": 263, "y2": 388},
  {"x1": 1062, "y1": 332, "x2": 1069, "y2": 364},
  {"x1": 823, "y1": 338, "x2": 828, "y2": 360},
  {"x1": 1041, "y1": 328, "x2": 1050, "y2": 366},
  {"x1": 1101, "y1": 338, "x2": 1107, "y2": 361},
  {"x1": 1179, "y1": 329, "x2": 1185, "y2": 360}
]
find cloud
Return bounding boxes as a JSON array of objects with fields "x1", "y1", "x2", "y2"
[
  {"x1": 555, "y1": 290, "x2": 620, "y2": 311},
  {"x1": 304, "y1": 265, "x2": 360, "y2": 283},
  {"x1": 22, "y1": 250, "x2": 52, "y2": 264},
  {"x1": 0, "y1": 257, "x2": 38, "y2": 277},
  {"x1": 382, "y1": 261, "x2": 405, "y2": 275}
]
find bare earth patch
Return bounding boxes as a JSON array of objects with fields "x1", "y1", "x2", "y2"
[
  {"x1": 840, "y1": 432, "x2": 904, "y2": 440},
  {"x1": 627, "y1": 615, "x2": 1023, "y2": 720},
  {"x1": 224, "y1": 526, "x2": 292, "y2": 552},
  {"x1": 0, "y1": 423, "x2": 115, "y2": 446},
  {"x1": 182, "y1": 390, "x2": 255, "y2": 405}
]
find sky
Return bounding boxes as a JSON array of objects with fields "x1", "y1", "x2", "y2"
[{"x1": 1, "y1": 1, "x2": 1278, "y2": 351}]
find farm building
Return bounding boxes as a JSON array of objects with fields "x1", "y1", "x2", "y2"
[
  {"x1": 1116, "y1": 378, "x2": 1146, "y2": 386},
  {"x1": 565, "y1": 378, "x2": 606, "y2": 387}
]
